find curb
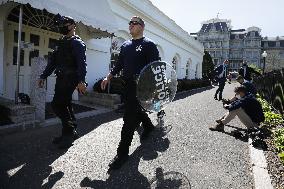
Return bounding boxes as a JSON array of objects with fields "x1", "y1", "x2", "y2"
[{"x1": 249, "y1": 138, "x2": 274, "y2": 189}]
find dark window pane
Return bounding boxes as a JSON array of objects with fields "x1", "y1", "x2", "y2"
[
  {"x1": 30, "y1": 34, "x2": 40, "y2": 46},
  {"x1": 280, "y1": 41, "x2": 284, "y2": 47},
  {"x1": 14, "y1": 30, "x2": 25, "y2": 43},
  {"x1": 29, "y1": 50, "x2": 39, "y2": 66},
  {"x1": 45, "y1": 51, "x2": 54, "y2": 64},
  {"x1": 13, "y1": 46, "x2": 24, "y2": 66},
  {"x1": 268, "y1": 41, "x2": 276, "y2": 47},
  {"x1": 48, "y1": 38, "x2": 58, "y2": 50}
]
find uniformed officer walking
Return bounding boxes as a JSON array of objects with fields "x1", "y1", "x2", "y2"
[
  {"x1": 38, "y1": 16, "x2": 87, "y2": 149},
  {"x1": 101, "y1": 16, "x2": 160, "y2": 171}
]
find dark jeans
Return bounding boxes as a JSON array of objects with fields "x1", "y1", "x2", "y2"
[
  {"x1": 117, "y1": 79, "x2": 153, "y2": 156},
  {"x1": 51, "y1": 74, "x2": 78, "y2": 135},
  {"x1": 215, "y1": 81, "x2": 225, "y2": 100}
]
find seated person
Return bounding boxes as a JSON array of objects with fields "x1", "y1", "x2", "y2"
[
  {"x1": 210, "y1": 86, "x2": 264, "y2": 132},
  {"x1": 236, "y1": 75, "x2": 256, "y2": 96},
  {"x1": 222, "y1": 75, "x2": 257, "y2": 104}
]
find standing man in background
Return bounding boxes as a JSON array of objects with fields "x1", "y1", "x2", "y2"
[
  {"x1": 214, "y1": 60, "x2": 229, "y2": 101},
  {"x1": 101, "y1": 16, "x2": 160, "y2": 172},
  {"x1": 239, "y1": 61, "x2": 261, "y2": 82},
  {"x1": 38, "y1": 16, "x2": 87, "y2": 149}
]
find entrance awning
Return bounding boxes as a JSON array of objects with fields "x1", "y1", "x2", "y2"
[{"x1": 0, "y1": 0, "x2": 118, "y2": 38}]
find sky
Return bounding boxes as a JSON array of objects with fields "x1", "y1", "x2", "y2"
[{"x1": 149, "y1": 0, "x2": 283, "y2": 37}]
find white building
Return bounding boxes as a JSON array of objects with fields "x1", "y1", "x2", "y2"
[{"x1": 0, "y1": 0, "x2": 203, "y2": 102}]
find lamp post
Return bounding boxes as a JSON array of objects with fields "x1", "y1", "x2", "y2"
[{"x1": 262, "y1": 51, "x2": 267, "y2": 74}]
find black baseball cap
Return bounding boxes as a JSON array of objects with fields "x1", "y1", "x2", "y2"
[{"x1": 62, "y1": 16, "x2": 75, "y2": 25}]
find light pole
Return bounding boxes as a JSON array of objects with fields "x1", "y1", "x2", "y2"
[{"x1": 262, "y1": 51, "x2": 267, "y2": 74}]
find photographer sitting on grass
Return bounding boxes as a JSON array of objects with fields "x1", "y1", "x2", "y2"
[{"x1": 210, "y1": 86, "x2": 264, "y2": 132}]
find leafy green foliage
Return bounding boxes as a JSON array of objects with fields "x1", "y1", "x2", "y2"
[
  {"x1": 274, "y1": 128, "x2": 284, "y2": 153},
  {"x1": 257, "y1": 95, "x2": 284, "y2": 164},
  {"x1": 264, "y1": 111, "x2": 284, "y2": 126},
  {"x1": 248, "y1": 64, "x2": 262, "y2": 75},
  {"x1": 257, "y1": 95, "x2": 272, "y2": 112},
  {"x1": 278, "y1": 152, "x2": 284, "y2": 163}
]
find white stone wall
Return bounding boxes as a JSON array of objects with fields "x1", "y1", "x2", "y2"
[
  {"x1": 0, "y1": 0, "x2": 204, "y2": 101},
  {"x1": 107, "y1": 0, "x2": 204, "y2": 79},
  {"x1": 85, "y1": 38, "x2": 112, "y2": 91}
]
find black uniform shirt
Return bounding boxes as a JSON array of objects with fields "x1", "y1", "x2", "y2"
[
  {"x1": 111, "y1": 37, "x2": 160, "y2": 79},
  {"x1": 40, "y1": 35, "x2": 86, "y2": 82}
]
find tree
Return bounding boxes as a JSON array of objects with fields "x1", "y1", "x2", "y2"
[
  {"x1": 265, "y1": 51, "x2": 281, "y2": 72},
  {"x1": 202, "y1": 51, "x2": 214, "y2": 79}
]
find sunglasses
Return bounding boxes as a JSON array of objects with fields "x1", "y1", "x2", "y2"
[{"x1": 128, "y1": 21, "x2": 141, "y2": 26}]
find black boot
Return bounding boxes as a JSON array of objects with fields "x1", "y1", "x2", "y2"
[{"x1": 108, "y1": 154, "x2": 129, "y2": 173}]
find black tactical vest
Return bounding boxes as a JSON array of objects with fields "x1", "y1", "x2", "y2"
[{"x1": 54, "y1": 37, "x2": 77, "y2": 74}]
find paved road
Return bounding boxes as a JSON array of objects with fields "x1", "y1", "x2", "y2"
[{"x1": 0, "y1": 83, "x2": 253, "y2": 189}]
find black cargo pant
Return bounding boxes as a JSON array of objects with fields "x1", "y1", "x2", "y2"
[
  {"x1": 117, "y1": 79, "x2": 153, "y2": 156},
  {"x1": 215, "y1": 80, "x2": 226, "y2": 100},
  {"x1": 51, "y1": 73, "x2": 78, "y2": 135}
]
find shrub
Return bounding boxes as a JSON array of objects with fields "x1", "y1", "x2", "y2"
[
  {"x1": 0, "y1": 104, "x2": 12, "y2": 125},
  {"x1": 177, "y1": 78, "x2": 211, "y2": 92}
]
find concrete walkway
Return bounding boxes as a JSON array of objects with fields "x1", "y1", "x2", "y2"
[{"x1": 0, "y1": 84, "x2": 260, "y2": 189}]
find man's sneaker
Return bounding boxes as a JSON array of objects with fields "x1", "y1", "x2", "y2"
[
  {"x1": 214, "y1": 96, "x2": 218, "y2": 100},
  {"x1": 108, "y1": 154, "x2": 129, "y2": 173},
  {"x1": 140, "y1": 126, "x2": 155, "y2": 140},
  {"x1": 209, "y1": 123, "x2": 224, "y2": 132}
]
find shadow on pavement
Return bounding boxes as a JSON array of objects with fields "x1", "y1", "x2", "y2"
[
  {"x1": 80, "y1": 128, "x2": 171, "y2": 189},
  {"x1": 174, "y1": 86, "x2": 214, "y2": 101},
  {"x1": 0, "y1": 111, "x2": 122, "y2": 189},
  {"x1": 217, "y1": 124, "x2": 269, "y2": 150},
  {"x1": 221, "y1": 125, "x2": 249, "y2": 143}
]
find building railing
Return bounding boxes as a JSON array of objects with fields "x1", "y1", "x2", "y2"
[{"x1": 254, "y1": 68, "x2": 284, "y2": 114}]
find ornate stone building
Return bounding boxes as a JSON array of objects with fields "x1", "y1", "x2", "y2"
[
  {"x1": 261, "y1": 36, "x2": 284, "y2": 72},
  {"x1": 191, "y1": 18, "x2": 262, "y2": 72}
]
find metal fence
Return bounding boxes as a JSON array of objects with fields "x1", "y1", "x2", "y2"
[{"x1": 254, "y1": 68, "x2": 284, "y2": 114}]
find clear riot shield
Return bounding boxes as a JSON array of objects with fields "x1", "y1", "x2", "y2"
[{"x1": 137, "y1": 61, "x2": 177, "y2": 127}]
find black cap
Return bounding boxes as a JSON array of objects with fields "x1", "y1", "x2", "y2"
[
  {"x1": 54, "y1": 14, "x2": 75, "y2": 26},
  {"x1": 62, "y1": 16, "x2": 75, "y2": 25}
]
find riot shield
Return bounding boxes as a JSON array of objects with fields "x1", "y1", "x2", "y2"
[
  {"x1": 137, "y1": 61, "x2": 177, "y2": 112},
  {"x1": 137, "y1": 61, "x2": 177, "y2": 128}
]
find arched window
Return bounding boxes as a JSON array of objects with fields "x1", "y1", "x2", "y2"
[
  {"x1": 156, "y1": 45, "x2": 164, "y2": 60},
  {"x1": 172, "y1": 56, "x2": 177, "y2": 71},
  {"x1": 186, "y1": 59, "x2": 192, "y2": 79},
  {"x1": 8, "y1": 4, "x2": 58, "y2": 33}
]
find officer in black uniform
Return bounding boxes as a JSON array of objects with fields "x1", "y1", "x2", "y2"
[
  {"x1": 101, "y1": 16, "x2": 160, "y2": 171},
  {"x1": 38, "y1": 16, "x2": 87, "y2": 149}
]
